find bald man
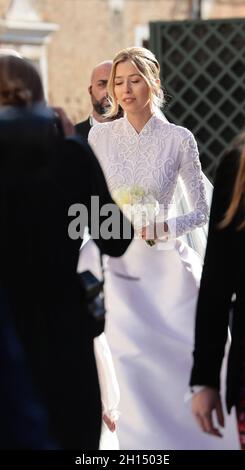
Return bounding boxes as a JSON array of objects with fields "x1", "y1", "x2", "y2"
[{"x1": 75, "y1": 60, "x2": 113, "y2": 139}]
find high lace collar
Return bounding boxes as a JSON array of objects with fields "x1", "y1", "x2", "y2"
[{"x1": 124, "y1": 113, "x2": 156, "y2": 137}]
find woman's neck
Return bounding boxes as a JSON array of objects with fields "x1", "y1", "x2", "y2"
[{"x1": 126, "y1": 107, "x2": 153, "y2": 133}]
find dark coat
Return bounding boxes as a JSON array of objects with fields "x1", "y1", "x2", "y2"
[
  {"x1": 0, "y1": 106, "x2": 132, "y2": 449},
  {"x1": 75, "y1": 118, "x2": 91, "y2": 140},
  {"x1": 0, "y1": 286, "x2": 57, "y2": 449},
  {"x1": 190, "y1": 149, "x2": 245, "y2": 412}
]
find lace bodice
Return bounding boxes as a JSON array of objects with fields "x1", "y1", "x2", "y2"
[{"x1": 88, "y1": 115, "x2": 209, "y2": 238}]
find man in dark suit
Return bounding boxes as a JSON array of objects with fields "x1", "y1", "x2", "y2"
[{"x1": 75, "y1": 60, "x2": 113, "y2": 139}]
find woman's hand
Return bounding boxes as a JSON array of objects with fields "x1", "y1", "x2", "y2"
[
  {"x1": 103, "y1": 413, "x2": 116, "y2": 432},
  {"x1": 141, "y1": 222, "x2": 169, "y2": 241},
  {"x1": 191, "y1": 387, "x2": 224, "y2": 437}
]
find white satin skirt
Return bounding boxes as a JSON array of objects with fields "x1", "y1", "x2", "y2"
[{"x1": 78, "y1": 237, "x2": 239, "y2": 450}]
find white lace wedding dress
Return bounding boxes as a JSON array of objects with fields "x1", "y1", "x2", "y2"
[
  {"x1": 80, "y1": 115, "x2": 239, "y2": 449},
  {"x1": 94, "y1": 333, "x2": 120, "y2": 450}
]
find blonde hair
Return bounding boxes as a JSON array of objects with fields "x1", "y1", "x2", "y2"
[
  {"x1": 220, "y1": 133, "x2": 245, "y2": 231},
  {"x1": 0, "y1": 55, "x2": 44, "y2": 106},
  {"x1": 106, "y1": 47, "x2": 164, "y2": 118}
]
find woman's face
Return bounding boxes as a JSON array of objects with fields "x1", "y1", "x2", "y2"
[{"x1": 114, "y1": 60, "x2": 151, "y2": 115}]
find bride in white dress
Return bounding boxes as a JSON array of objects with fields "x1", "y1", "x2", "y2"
[{"x1": 80, "y1": 47, "x2": 239, "y2": 449}]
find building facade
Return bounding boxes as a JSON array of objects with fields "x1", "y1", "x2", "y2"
[{"x1": 0, "y1": 0, "x2": 244, "y2": 122}]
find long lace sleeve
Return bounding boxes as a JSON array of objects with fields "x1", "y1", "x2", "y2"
[{"x1": 167, "y1": 130, "x2": 209, "y2": 238}]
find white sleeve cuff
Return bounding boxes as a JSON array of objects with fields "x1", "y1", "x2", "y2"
[{"x1": 184, "y1": 385, "x2": 206, "y2": 402}]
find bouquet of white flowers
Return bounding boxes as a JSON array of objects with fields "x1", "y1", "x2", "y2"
[{"x1": 112, "y1": 185, "x2": 159, "y2": 246}]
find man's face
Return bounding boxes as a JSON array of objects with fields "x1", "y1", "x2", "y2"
[{"x1": 89, "y1": 63, "x2": 112, "y2": 115}]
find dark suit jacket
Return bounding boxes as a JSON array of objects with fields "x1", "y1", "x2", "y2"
[
  {"x1": 190, "y1": 148, "x2": 245, "y2": 412},
  {"x1": 75, "y1": 117, "x2": 91, "y2": 139},
  {"x1": 0, "y1": 106, "x2": 132, "y2": 449}
]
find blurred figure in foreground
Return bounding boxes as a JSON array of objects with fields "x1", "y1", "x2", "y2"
[
  {"x1": 191, "y1": 133, "x2": 245, "y2": 449},
  {"x1": 0, "y1": 54, "x2": 132, "y2": 449}
]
